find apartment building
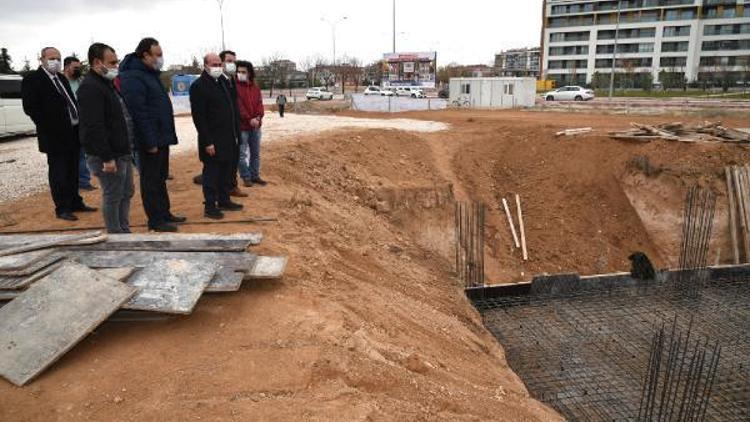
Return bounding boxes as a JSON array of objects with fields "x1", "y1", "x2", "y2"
[
  {"x1": 542, "y1": 0, "x2": 750, "y2": 86},
  {"x1": 495, "y1": 47, "x2": 542, "y2": 78}
]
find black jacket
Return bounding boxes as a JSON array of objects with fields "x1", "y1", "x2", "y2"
[
  {"x1": 21, "y1": 67, "x2": 79, "y2": 154},
  {"x1": 78, "y1": 72, "x2": 132, "y2": 161},
  {"x1": 118, "y1": 53, "x2": 178, "y2": 150},
  {"x1": 189, "y1": 71, "x2": 240, "y2": 162}
]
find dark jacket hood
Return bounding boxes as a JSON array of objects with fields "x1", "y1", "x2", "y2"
[{"x1": 119, "y1": 53, "x2": 159, "y2": 74}]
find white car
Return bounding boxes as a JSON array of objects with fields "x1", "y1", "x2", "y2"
[
  {"x1": 306, "y1": 87, "x2": 334, "y2": 101},
  {"x1": 543, "y1": 86, "x2": 595, "y2": 101},
  {"x1": 0, "y1": 74, "x2": 36, "y2": 138},
  {"x1": 364, "y1": 86, "x2": 394, "y2": 96},
  {"x1": 395, "y1": 87, "x2": 426, "y2": 98}
]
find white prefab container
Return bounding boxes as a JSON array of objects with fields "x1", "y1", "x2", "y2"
[{"x1": 448, "y1": 77, "x2": 536, "y2": 109}]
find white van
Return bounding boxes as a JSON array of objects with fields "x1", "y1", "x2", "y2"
[{"x1": 0, "y1": 74, "x2": 36, "y2": 138}]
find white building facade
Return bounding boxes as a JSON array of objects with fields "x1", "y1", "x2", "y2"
[{"x1": 542, "y1": 0, "x2": 750, "y2": 86}]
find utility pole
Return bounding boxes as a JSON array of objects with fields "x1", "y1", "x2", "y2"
[
  {"x1": 608, "y1": 1, "x2": 621, "y2": 101},
  {"x1": 216, "y1": 0, "x2": 226, "y2": 51},
  {"x1": 392, "y1": 0, "x2": 397, "y2": 53},
  {"x1": 321, "y1": 16, "x2": 348, "y2": 65}
]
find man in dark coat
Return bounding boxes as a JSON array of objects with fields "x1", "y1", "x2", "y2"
[
  {"x1": 22, "y1": 46, "x2": 96, "y2": 221},
  {"x1": 190, "y1": 53, "x2": 244, "y2": 219},
  {"x1": 78, "y1": 43, "x2": 135, "y2": 233},
  {"x1": 119, "y1": 37, "x2": 185, "y2": 232}
]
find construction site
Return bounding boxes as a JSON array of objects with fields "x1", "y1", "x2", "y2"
[{"x1": 0, "y1": 105, "x2": 749, "y2": 421}]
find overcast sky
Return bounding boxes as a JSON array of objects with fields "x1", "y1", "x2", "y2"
[{"x1": 1, "y1": 0, "x2": 543, "y2": 70}]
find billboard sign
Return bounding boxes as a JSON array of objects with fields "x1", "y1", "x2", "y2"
[{"x1": 383, "y1": 52, "x2": 437, "y2": 88}]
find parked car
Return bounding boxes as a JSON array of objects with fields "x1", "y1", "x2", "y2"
[
  {"x1": 363, "y1": 86, "x2": 383, "y2": 96},
  {"x1": 306, "y1": 87, "x2": 334, "y2": 101},
  {"x1": 380, "y1": 87, "x2": 395, "y2": 97},
  {"x1": 396, "y1": 87, "x2": 427, "y2": 98},
  {"x1": 438, "y1": 87, "x2": 449, "y2": 99},
  {"x1": 543, "y1": 86, "x2": 595, "y2": 101},
  {"x1": 0, "y1": 74, "x2": 36, "y2": 138},
  {"x1": 410, "y1": 89, "x2": 426, "y2": 99}
]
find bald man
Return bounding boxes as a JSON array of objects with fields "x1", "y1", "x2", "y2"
[
  {"x1": 22, "y1": 46, "x2": 96, "y2": 221},
  {"x1": 189, "y1": 53, "x2": 243, "y2": 219}
]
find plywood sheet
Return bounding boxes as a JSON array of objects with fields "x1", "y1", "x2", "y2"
[
  {"x1": 0, "y1": 262, "x2": 63, "y2": 290},
  {"x1": 0, "y1": 249, "x2": 54, "y2": 272},
  {"x1": 0, "y1": 253, "x2": 65, "y2": 277},
  {"x1": 205, "y1": 268, "x2": 245, "y2": 293},
  {"x1": 0, "y1": 232, "x2": 262, "y2": 247},
  {"x1": 0, "y1": 262, "x2": 136, "y2": 386},
  {"x1": 123, "y1": 259, "x2": 218, "y2": 314},
  {"x1": 0, "y1": 231, "x2": 102, "y2": 257},
  {"x1": 66, "y1": 251, "x2": 256, "y2": 272},
  {"x1": 246, "y1": 256, "x2": 288, "y2": 280},
  {"x1": 97, "y1": 267, "x2": 136, "y2": 282}
]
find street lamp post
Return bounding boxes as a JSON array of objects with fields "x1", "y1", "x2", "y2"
[
  {"x1": 393, "y1": 0, "x2": 396, "y2": 53},
  {"x1": 216, "y1": 0, "x2": 226, "y2": 51},
  {"x1": 321, "y1": 16, "x2": 348, "y2": 65},
  {"x1": 608, "y1": 1, "x2": 622, "y2": 101}
]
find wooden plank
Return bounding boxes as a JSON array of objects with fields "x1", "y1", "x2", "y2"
[
  {"x1": 69, "y1": 239, "x2": 256, "y2": 253},
  {"x1": 733, "y1": 167, "x2": 750, "y2": 263},
  {"x1": 0, "y1": 253, "x2": 66, "y2": 277},
  {"x1": 97, "y1": 267, "x2": 136, "y2": 282},
  {"x1": 502, "y1": 198, "x2": 521, "y2": 248},
  {"x1": 0, "y1": 231, "x2": 102, "y2": 258},
  {"x1": 205, "y1": 268, "x2": 245, "y2": 293},
  {"x1": 123, "y1": 259, "x2": 218, "y2": 314},
  {"x1": 0, "y1": 232, "x2": 262, "y2": 247},
  {"x1": 0, "y1": 262, "x2": 63, "y2": 290},
  {"x1": 64, "y1": 250, "x2": 257, "y2": 272},
  {"x1": 726, "y1": 167, "x2": 740, "y2": 265},
  {"x1": 0, "y1": 249, "x2": 54, "y2": 272},
  {"x1": 246, "y1": 256, "x2": 288, "y2": 280},
  {"x1": 0, "y1": 262, "x2": 136, "y2": 386},
  {"x1": 516, "y1": 194, "x2": 529, "y2": 261}
]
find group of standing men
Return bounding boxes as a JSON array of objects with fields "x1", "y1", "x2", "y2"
[{"x1": 21, "y1": 39, "x2": 266, "y2": 233}]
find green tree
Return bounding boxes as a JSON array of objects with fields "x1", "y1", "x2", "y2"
[{"x1": 0, "y1": 48, "x2": 14, "y2": 74}]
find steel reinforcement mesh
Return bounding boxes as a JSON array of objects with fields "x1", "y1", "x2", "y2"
[{"x1": 473, "y1": 276, "x2": 749, "y2": 421}]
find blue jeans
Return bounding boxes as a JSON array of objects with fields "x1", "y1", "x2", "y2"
[
  {"x1": 78, "y1": 148, "x2": 93, "y2": 187},
  {"x1": 239, "y1": 129, "x2": 261, "y2": 181},
  {"x1": 87, "y1": 155, "x2": 135, "y2": 233}
]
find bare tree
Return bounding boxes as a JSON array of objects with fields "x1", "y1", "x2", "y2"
[
  {"x1": 299, "y1": 54, "x2": 327, "y2": 88},
  {"x1": 261, "y1": 52, "x2": 284, "y2": 98}
]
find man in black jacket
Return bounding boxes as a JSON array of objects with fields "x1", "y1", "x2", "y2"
[
  {"x1": 190, "y1": 53, "x2": 244, "y2": 219},
  {"x1": 22, "y1": 46, "x2": 97, "y2": 221},
  {"x1": 120, "y1": 37, "x2": 184, "y2": 232},
  {"x1": 78, "y1": 43, "x2": 135, "y2": 233}
]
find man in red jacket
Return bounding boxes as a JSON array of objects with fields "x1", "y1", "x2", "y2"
[{"x1": 235, "y1": 60, "x2": 267, "y2": 187}]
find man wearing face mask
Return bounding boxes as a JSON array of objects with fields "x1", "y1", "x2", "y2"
[
  {"x1": 64, "y1": 56, "x2": 96, "y2": 192},
  {"x1": 22, "y1": 46, "x2": 97, "y2": 221},
  {"x1": 119, "y1": 37, "x2": 184, "y2": 232},
  {"x1": 190, "y1": 53, "x2": 244, "y2": 220},
  {"x1": 219, "y1": 50, "x2": 247, "y2": 198},
  {"x1": 77, "y1": 43, "x2": 135, "y2": 234}
]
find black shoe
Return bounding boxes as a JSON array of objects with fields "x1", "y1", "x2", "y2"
[
  {"x1": 165, "y1": 213, "x2": 187, "y2": 223},
  {"x1": 149, "y1": 223, "x2": 178, "y2": 232},
  {"x1": 242, "y1": 179, "x2": 254, "y2": 188},
  {"x1": 80, "y1": 185, "x2": 97, "y2": 191},
  {"x1": 73, "y1": 205, "x2": 98, "y2": 213},
  {"x1": 252, "y1": 178, "x2": 268, "y2": 186},
  {"x1": 204, "y1": 208, "x2": 224, "y2": 219},
  {"x1": 193, "y1": 175, "x2": 203, "y2": 185},
  {"x1": 218, "y1": 201, "x2": 243, "y2": 211},
  {"x1": 56, "y1": 212, "x2": 78, "y2": 221}
]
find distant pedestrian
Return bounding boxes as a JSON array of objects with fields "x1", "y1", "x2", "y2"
[
  {"x1": 236, "y1": 60, "x2": 267, "y2": 187},
  {"x1": 22, "y1": 46, "x2": 97, "y2": 221},
  {"x1": 119, "y1": 37, "x2": 185, "y2": 232},
  {"x1": 78, "y1": 43, "x2": 134, "y2": 234},
  {"x1": 190, "y1": 53, "x2": 244, "y2": 220},
  {"x1": 64, "y1": 56, "x2": 96, "y2": 192},
  {"x1": 276, "y1": 94, "x2": 287, "y2": 117}
]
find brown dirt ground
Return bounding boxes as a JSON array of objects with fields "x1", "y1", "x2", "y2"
[{"x1": 1, "y1": 108, "x2": 749, "y2": 421}]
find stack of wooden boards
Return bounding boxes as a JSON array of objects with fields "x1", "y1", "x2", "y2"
[
  {"x1": 724, "y1": 166, "x2": 750, "y2": 265},
  {"x1": 0, "y1": 231, "x2": 287, "y2": 386},
  {"x1": 609, "y1": 122, "x2": 750, "y2": 144}
]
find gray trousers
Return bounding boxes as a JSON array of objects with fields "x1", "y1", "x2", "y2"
[{"x1": 87, "y1": 155, "x2": 135, "y2": 233}]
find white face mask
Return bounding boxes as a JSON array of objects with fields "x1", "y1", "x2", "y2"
[
  {"x1": 237, "y1": 73, "x2": 248, "y2": 82},
  {"x1": 209, "y1": 67, "x2": 224, "y2": 79},
  {"x1": 154, "y1": 57, "x2": 164, "y2": 71},
  {"x1": 45, "y1": 59, "x2": 62, "y2": 74},
  {"x1": 102, "y1": 67, "x2": 119, "y2": 81},
  {"x1": 224, "y1": 62, "x2": 236, "y2": 75}
]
